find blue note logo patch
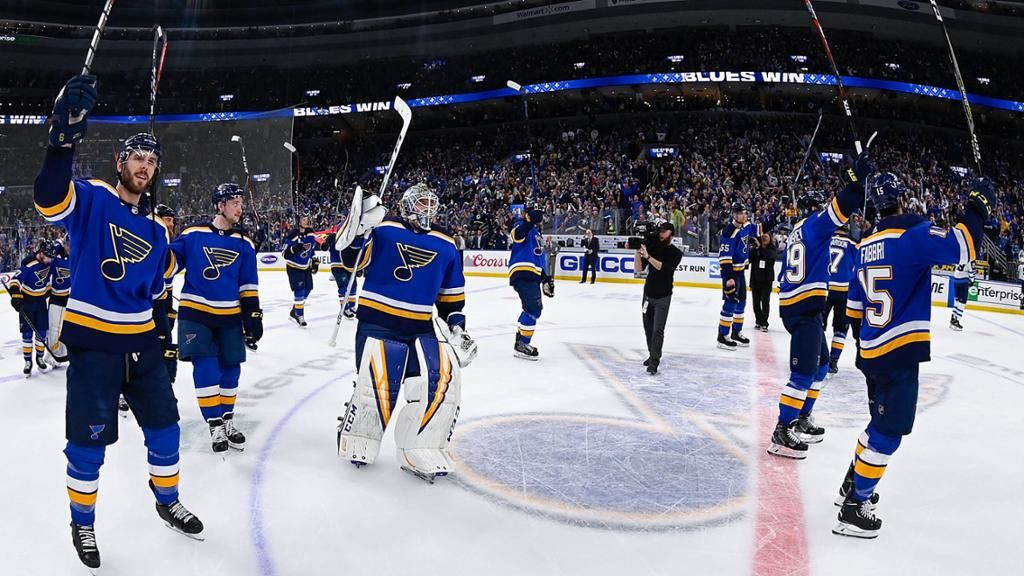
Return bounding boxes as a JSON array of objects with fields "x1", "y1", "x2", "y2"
[
  {"x1": 33, "y1": 268, "x2": 49, "y2": 287},
  {"x1": 202, "y1": 247, "x2": 239, "y2": 280},
  {"x1": 393, "y1": 243, "x2": 437, "y2": 282},
  {"x1": 89, "y1": 425, "x2": 106, "y2": 441},
  {"x1": 56, "y1": 267, "x2": 71, "y2": 282},
  {"x1": 100, "y1": 224, "x2": 153, "y2": 281}
]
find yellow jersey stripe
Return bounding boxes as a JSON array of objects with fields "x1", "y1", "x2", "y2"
[
  {"x1": 36, "y1": 181, "x2": 75, "y2": 217},
  {"x1": 859, "y1": 331, "x2": 930, "y2": 359},
  {"x1": 179, "y1": 301, "x2": 241, "y2": 315},
  {"x1": 779, "y1": 289, "x2": 827, "y2": 306},
  {"x1": 63, "y1": 311, "x2": 155, "y2": 334},
  {"x1": 359, "y1": 298, "x2": 433, "y2": 321}
]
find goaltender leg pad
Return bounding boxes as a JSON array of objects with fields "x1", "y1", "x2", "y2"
[
  {"x1": 48, "y1": 303, "x2": 68, "y2": 358},
  {"x1": 338, "y1": 336, "x2": 409, "y2": 465},
  {"x1": 394, "y1": 335, "x2": 462, "y2": 477}
]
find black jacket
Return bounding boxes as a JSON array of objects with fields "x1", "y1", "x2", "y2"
[
  {"x1": 582, "y1": 236, "x2": 600, "y2": 259},
  {"x1": 749, "y1": 240, "x2": 778, "y2": 287}
]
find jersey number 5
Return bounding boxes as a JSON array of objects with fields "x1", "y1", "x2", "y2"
[{"x1": 860, "y1": 266, "x2": 893, "y2": 328}]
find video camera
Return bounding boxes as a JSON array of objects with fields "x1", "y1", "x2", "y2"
[{"x1": 627, "y1": 221, "x2": 664, "y2": 250}]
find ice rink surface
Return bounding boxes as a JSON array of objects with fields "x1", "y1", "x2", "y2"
[{"x1": 1, "y1": 273, "x2": 1022, "y2": 576}]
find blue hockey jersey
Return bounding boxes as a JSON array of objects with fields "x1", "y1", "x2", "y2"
[
  {"x1": 779, "y1": 188, "x2": 862, "y2": 317},
  {"x1": 283, "y1": 228, "x2": 317, "y2": 270},
  {"x1": 169, "y1": 223, "x2": 260, "y2": 327},
  {"x1": 718, "y1": 221, "x2": 758, "y2": 280},
  {"x1": 9, "y1": 256, "x2": 51, "y2": 311},
  {"x1": 508, "y1": 219, "x2": 546, "y2": 284},
  {"x1": 344, "y1": 217, "x2": 465, "y2": 334},
  {"x1": 34, "y1": 146, "x2": 169, "y2": 352},
  {"x1": 848, "y1": 213, "x2": 978, "y2": 373},
  {"x1": 827, "y1": 231, "x2": 857, "y2": 293},
  {"x1": 48, "y1": 255, "x2": 72, "y2": 306}
]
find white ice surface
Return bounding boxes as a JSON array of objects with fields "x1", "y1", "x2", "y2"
[{"x1": 1, "y1": 273, "x2": 1022, "y2": 576}]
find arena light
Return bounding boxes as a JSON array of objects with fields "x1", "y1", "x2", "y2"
[
  {"x1": 470, "y1": 75, "x2": 486, "y2": 83},
  {"x1": 789, "y1": 55, "x2": 808, "y2": 63},
  {"x1": 573, "y1": 62, "x2": 586, "y2": 70},
  {"x1": 666, "y1": 55, "x2": 685, "y2": 63},
  {"x1": 977, "y1": 77, "x2": 991, "y2": 85},
  {"x1": 373, "y1": 165, "x2": 387, "y2": 175},
  {"x1": 305, "y1": 89, "x2": 320, "y2": 97},
  {"x1": 950, "y1": 165, "x2": 969, "y2": 177},
  {"x1": 0, "y1": 185, "x2": 6, "y2": 194},
  {"x1": 252, "y1": 173, "x2": 271, "y2": 182},
  {"x1": 162, "y1": 178, "x2": 181, "y2": 187},
  {"x1": 396, "y1": 82, "x2": 412, "y2": 90},
  {"x1": 885, "y1": 62, "x2": 901, "y2": 71},
  {"x1": 219, "y1": 94, "x2": 234, "y2": 102},
  {"x1": 820, "y1": 151, "x2": 844, "y2": 164}
]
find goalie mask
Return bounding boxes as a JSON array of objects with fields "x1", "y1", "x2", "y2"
[{"x1": 400, "y1": 183, "x2": 439, "y2": 231}]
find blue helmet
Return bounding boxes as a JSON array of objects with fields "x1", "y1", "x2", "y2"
[
  {"x1": 118, "y1": 132, "x2": 162, "y2": 167},
  {"x1": 797, "y1": 190, "x2": 826, "y2": 212},
  {"x1": 869, "y1": 172, "x2": 905, "y2": 212},
  {"x1": 212, "y1": 183, "x2": 245, "y2": 206}
]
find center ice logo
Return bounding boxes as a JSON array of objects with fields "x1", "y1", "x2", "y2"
[{"x1": 451, "y1": 343, "x2": 949, "y2": 531}]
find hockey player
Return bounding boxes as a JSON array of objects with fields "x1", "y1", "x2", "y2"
[
  {"x1": 154, "y1": 203, "x2": 178, "y2": 328},
  {"x1": 823, "y1": 224, "x2": 857, "y2": 373},
  {"x1": 34, "y1": 75, "x2": 203, "y2": 571},
  {"x1": 8, "y1": 242, "x2": 53, "y2": 376},
  {"x1": 716, "y1": 203, "x2": 758, "y2": 350},
  {"x1": 335, "y1": 183, "x2": 476, "y2": 481},
  {"x1": 769, "y1": 152, "x2": 873, "y2": 459},
  {"x1": 283, "y1": 215, "x2": 317, "y2": 326},
  {"x1": 509, "y1": 206, "x2": 555, "y2": 360},
  {"x1": 1019, "y1": 257, "x2": 1024, "y2": 311},
  {"x1": 949, "y1": 260, "x2": 975, "y2": 331},
  {"x1": 832, "y1": 174, "x2": 992, "y2": 538},
  {"x1": 323, "y1": 226, "x2": 358, "y2": 319},
  {"x1": 169, "y1": 184, "x2": 262, "y2": 454},
  {"x1": 46, "y1": 237, "x2": 71, "y2": 364}
]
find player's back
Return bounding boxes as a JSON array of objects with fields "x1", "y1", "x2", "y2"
[
  {"x1": 855, "y1": 214, "x2": 966, "y2": 372},
  {"x1": 509, "y1": 220, "x2": 544, "y2": 282},
  {"x1": 778, "y1": 212, "x2": 837, "y2": 316},
  {"x1": 358, "y1": 218, "x2": 464, "y2": 335},
  {"x1": 15, "y1": 257, "x2": 51, "y2": 306},
  {"x1": 828, "y1": 233, "x2": 856, "y2": 292}
]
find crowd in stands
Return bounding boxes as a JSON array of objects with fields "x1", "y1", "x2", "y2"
[{"x1": 3, "y1": 26, "x2": 1024, "y2": 117}]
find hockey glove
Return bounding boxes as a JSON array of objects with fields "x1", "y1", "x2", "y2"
[
  {"x1": 842, "y1": 151, "x2": 875, "y2": 186},
  {"x1": 967, "y1": 178, "x2": 997, "y2": 220},
  {"x1": 162, "y1": 343, "x2": 178, "y2": 384},
  {"x1": 450, "y1": 325, "x2": 478, "y2": 368},
  {"x1": 243, "y1": 310, "x2": 264, "y2": 350},
  {"x1": 356, "y1": 194, "x2": 386, "y2": 236},
  {"x1": 723, "y1": 278, "x2": 739, "y2": 303},
  {"x1": 542, "y1": 278, "x2": 555, "y2": 298},
  {"x1": 10, "y1": 295, "x2": 23, "y2": 312},
  {"x1": 50, "y1": 75, "x2": 97, "y2": 148},
  {"x1": 310, "y1": 259, "x2": 320, "y2": 274}
]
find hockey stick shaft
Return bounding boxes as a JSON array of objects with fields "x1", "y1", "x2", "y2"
[
  {"x1": 148, "y1": 26, "x2": 168, "y2": 136},
  {"x1": 803, "y1": 0, "x2": 862, "y2": 154},
  {"x1": 929, "y1": 0, "x2": 982, "y2": 174},
  {"x1": 232, "y1": 137, "x2": 263, "y2": 229},
  {"x1": 328, "y1": 97, "x2": 412, "y2": 347},
  {"x1": 0, "y1": 277, "x2": 68, "y2": 362},
  {"x1": 82, "y1": 0, "x2": 117, "y2": 75},
  {"x1": 793, "y1": 109, "x2": 824, "y2": 204}
]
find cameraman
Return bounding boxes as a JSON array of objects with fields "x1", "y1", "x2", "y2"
[{"x1": 636, "y1": 222, "x2": 683, "y2": 375}]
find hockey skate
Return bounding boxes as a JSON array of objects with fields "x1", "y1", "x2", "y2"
[
  {"x1": 514, "y1": 340, "x2": 539, "y2": 361},
  {"x1": 716, "y1": 334, "x2": 737, "y2": 351},
  {"x1": 223, "y1": 415, "x2": 246, "y2": 450},
  {"x1": 155, "y1": 499, "x2": 205, "y2": 540},
  {"x1": 35, "y1": 354, "x2": 48, "y2": 372},
  {"x1": 833, "y1": 497, "x2": 881, "y2": 539},
  {"x1": 730, "y1": 332, "x2": 750, "y2": 347},
  {"x1": 289, "y1": 308, "x2": 307, "y2": 327},
  {"x1": 795, "y1": 413, "x2": 824, "y2": 444},
  {"x1": 828, "y1": 358, "x2": 839, "y2": 375},
  {"x1": 400, "y1": 449, "x2": 453, "y2": 484},
  {"x1": 767, "y1": 422, "x2": 808, "y2": 459},
  {"x1": 209, "y1": 420, "x2": 229, "y2": 453},
  {"x1": 835, "y1": 463, "x2": 881, "y2": 508},
  {"x1": 342, "y1": 305, "x2": 356, "y2": 320},
  {"x1": 70, "y1": 522, "x2": 100, "y2": 572},
  {"x1": 23, "y1": 360, "x2": 32, "y2": 377},
  {"x1": 950, "y1": 316, "x2": 963, "y2": 331}
]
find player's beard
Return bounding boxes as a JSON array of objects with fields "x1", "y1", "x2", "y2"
[{"x1": 118, "y1": 167, "x2": 154, "y2": 198}]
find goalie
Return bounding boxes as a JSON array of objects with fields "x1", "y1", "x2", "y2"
[{"x1": 334, "y1": 182, "x2": 477, "y2": 482}]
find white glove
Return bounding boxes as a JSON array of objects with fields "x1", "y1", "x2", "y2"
[
  {"x1": 450, "y1": 325, "x2": 478, "y2": 368},
  {"x1": 356, "y1": 194, "x2": 386, "y2": 236}
]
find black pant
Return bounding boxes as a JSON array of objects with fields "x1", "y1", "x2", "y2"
[
  {"x1": 642, "y1": 294, "x2": 671, "y2": 364},
  {"x1": 581, "y1": 255, "x2": 597, "y2": 282},
  {"x1": 751, "y1": 281, "x2": 772, "y2": 328}
]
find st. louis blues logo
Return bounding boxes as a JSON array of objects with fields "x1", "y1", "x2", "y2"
[
  {"x1": 100, "y1": 224, "x2": 153, "y2": 281},
  {"x1": 56, "y1": 267, "x2": 71, "y2": 282},
  {"x1": 393, "y1": 243, "x2": 437, "y2": 282},
  {"x1": 89, "y1": 424, "x2": 106, "y2": 440},
  {"x1": 201, "y1": 246, "x2": 239, "y2": 280},
  {"x1": 299, "y1": 242, "x2": 313, "y2": 259},
  {"x1": 185, "y1": 333, "x2": 198, "y2": 345},
  {"x1": 33, "y1": 268, "x2": 49, "y2": 287}
]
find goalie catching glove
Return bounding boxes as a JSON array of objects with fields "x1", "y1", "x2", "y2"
[{"x1": 334, "y1": 186, "x2": 387, "y2": 252}]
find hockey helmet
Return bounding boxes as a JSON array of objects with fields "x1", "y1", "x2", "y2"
[{"x1": 869, "y1": 172, "x2": 905, "y2": 213}]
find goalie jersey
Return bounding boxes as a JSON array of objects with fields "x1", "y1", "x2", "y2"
[
  {"x1": 168, "y1": 223, "x2": 260, "y2": 327},
  {"x1": 848, "y1": 214, "x2": 975, "y2": 373},
  {"x1": 508, "y1": 220, "x2": 546, "y2": 283},
  {"x1": 33, "y1": 146, "x2": 169, "y2": 352},
  {"x1": 344, "y1": 217, "x2": 465, "y2": 334}
]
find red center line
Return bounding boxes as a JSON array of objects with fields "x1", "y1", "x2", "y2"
[{"x1": 752, "y1": 330, "x2": 810, "y2": 576}]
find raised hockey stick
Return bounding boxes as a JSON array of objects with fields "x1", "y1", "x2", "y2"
[
  {"x1": 283, "y1": 141, "x2": 301, "y2": 227},
  {"x1": 507, "y1": 80, "x2": 540, "y2": 198},
  {"x1": 82, "y1": 0, "x2": 117, "y2": 75},
  {"x1": 230, "y1": 135, "x2": 265, "y2": 234},
  {"x1": 928, "y1": 0, "x2": 982, "y2": 175},
  {"x1": 1, "y1": 277, "x2": 68, "y2": 362},
  {"x1": 802, "y1": 0, "x2": 862, "y2": 155},
  {"x1": 148, "y1": 26, "x2": 168, "y2": 137},
  {"x1": 792, "y1": 109, "x2": 824, "y2": 204},
  {"x1": 328, "y1": 96, "x2": 412, "y2": 347}
]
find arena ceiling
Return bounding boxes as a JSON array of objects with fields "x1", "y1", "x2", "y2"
[{"x1": 2, "y1": 0, "x2": 536, "y2": 27}]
